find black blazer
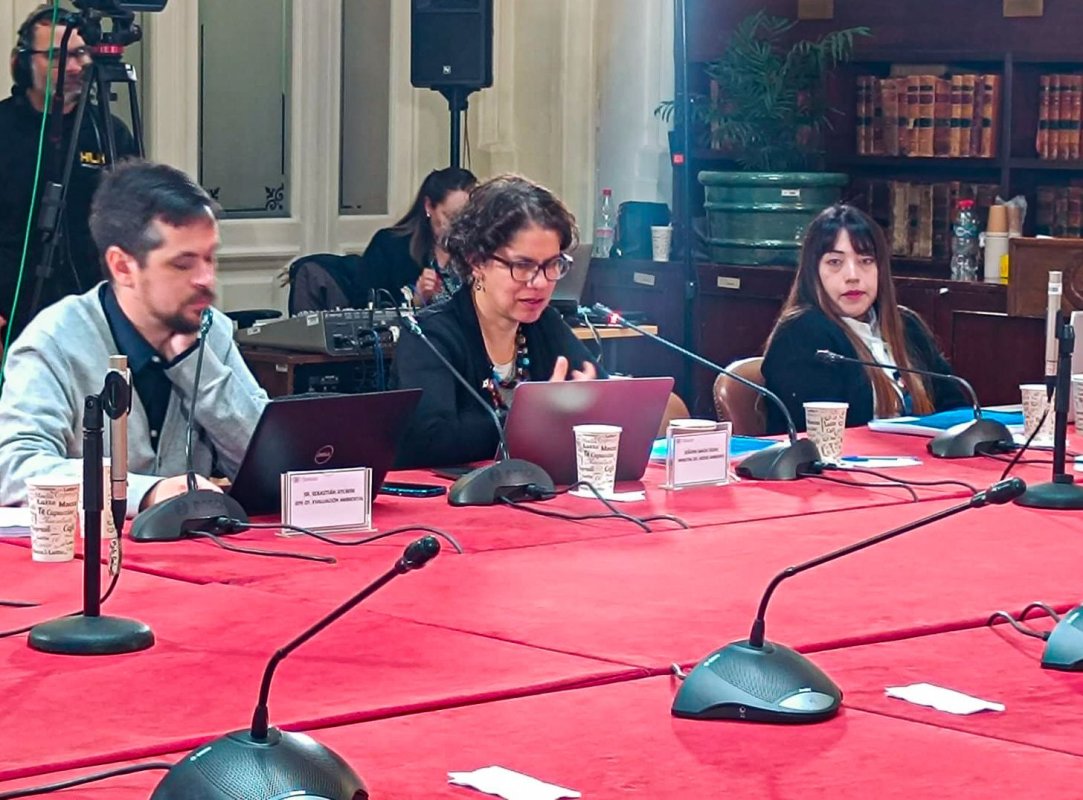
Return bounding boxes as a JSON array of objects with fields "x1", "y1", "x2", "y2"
[
  {"x1": 761, "y1": 306, "x2": 968, "y2": 435},
  {"x1": 393, "y1": 287, "x2": 606, "y2": 468},
  {"x1": 358, "y1": 228, "x2": 423, "y2": 299}
]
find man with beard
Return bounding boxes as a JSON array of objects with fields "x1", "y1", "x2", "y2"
[
  {"x1": 0, "y1": 5, "x2": 138, "y2": 340},
  {"x1": 0, "y1": 159, "x2": 268, "y2": 512}
]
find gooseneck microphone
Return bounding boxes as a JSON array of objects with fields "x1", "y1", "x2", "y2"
[
  {"x1": 129, "y1": 309, "x2": 250, "y2": 542},
  {"x1": 814, "y1": 349, "x2": 1013, "y2": 458},
  {"x1": 401, "y1": 313, "x2": 554, "y2": 506},
  {"x1": 590, "y1": 303, "x2": 819, "y2": 480},
  {"x1": 149, "y1": 536, "x2": 441, "y2": 800},
  {"x1": 672, "y1": 477, "x2": 1026, "y2": 724},
  {"x1": 1045, "y1": 271, "x2": 1063, "y2": 397}
]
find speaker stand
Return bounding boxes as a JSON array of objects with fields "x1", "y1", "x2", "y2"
[{"x1": 438, "y1": 86, "x2": 478, "y2": 168}]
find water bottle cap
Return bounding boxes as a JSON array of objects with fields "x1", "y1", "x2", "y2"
[
  {"x1": 602, "y1": 188, "x2": 612, "y2": 196},
  {"x1": 958, "y1": 199, "x2": 975, "y2": 209}
]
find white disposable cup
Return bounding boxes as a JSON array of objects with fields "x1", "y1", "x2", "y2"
[
  {"x1": 26, "y1": 476, "x2": 81, "y2": 562},
  {"x1": 667, "y1": 418, "x2": 718, "y2": 434},
  {"x1": 803, "y1": 401, "x2": 849, "y2": 464},
  {"x1": 1020, "y1": 384, "x2": 1055, "y2": 444},
  {"x1": 79, "y1": 458, "x2": 117, "y2": 540},
  {"x1": 650, "y1": 225, "x2": 672, "y2": 262},
  {"x1": 1072, "y1": 374, "x2": 1083, "y2": 426},
  {"x1": 983, "y1": 232, "x2": 1009, "y2": 283},
  {"x1": 573, "y1": 424, "x2": 623, "y2": 495}
]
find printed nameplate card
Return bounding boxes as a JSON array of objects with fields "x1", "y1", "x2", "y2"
[
  {"x1": 280, "y1": 466, "x2": 372, "y2": 533},
  {"x1": 664, "y1": 424, "x2": 731, "y2": 490}
]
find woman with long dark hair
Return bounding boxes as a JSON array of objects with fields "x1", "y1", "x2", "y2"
[
  {"x1": 359, "y1": 166, "x2": 477, "y2": 305},
  {"x1": 761, "y1": 204, "x2": 967, "y2": 434},
  {"x1": 393, "y1": 174, "x2": 603, "y2": 467}
]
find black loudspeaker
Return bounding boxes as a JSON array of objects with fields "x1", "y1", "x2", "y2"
[{"x1": 410, "y1": 0, "x2": 493, "y2": 89}]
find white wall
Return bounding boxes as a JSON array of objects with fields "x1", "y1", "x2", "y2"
[{"x1": 2, "y1": 1, "x2": 676, "y2": 311}]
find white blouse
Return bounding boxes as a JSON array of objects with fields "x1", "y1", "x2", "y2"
[{"x1": 841, "y1": 310, "x2": 906, "y2": 415}]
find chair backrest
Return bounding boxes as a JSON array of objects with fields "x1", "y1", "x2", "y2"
[
  {"x1": 713, "y1": 357, "x2": 766, "y2": 436},
  {"x1": 287, "y1": 253, "x2": 367, "y2": 315}
]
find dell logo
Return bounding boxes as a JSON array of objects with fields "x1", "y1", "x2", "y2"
[{"x1": 314, "y1": 445, "x2": 335, "y2": 465}]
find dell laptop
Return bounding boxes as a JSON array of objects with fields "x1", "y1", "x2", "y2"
[
  {"x1": 229, "y1": 389, "x2": 422, "y2": 515},
  {"x1": 503, "y1": 377, "x2": 674, "y2": 484}
]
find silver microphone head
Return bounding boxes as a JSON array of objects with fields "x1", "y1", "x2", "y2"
[{"x1": 199, "y1": 307, "x2": 213, "y2": 336}]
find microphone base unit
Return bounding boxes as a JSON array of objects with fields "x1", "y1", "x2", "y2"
[
  {"x1": 28, "y1": 613, "x2": 154, "y2": 656},
  {"x1": 130, "y1": 489, "x2": 250, "y2": 542},
  {"x1": 734, "y1": 438, "x2": 820, "y2": 481},
  {"x1": 1013, "y1": 475, "x2": 1083, "y2": 510},
  {"x1": 672, "y1": 639, "x2": 841, "y2": 724},
  {"x1": 150, "y1": 727, "x2": 367, "y2": 799},
  {"x1": 1042, "y1": 606, "x2": 1083, "y2": 671},
  {"x1": 448, "y1": 459, "x2": 555, "y2": 506},
  {"x1": 927, "y1": 418, "x2": 1014, "y2": 459}
]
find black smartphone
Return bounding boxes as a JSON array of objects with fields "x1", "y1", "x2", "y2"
[{"x1": 379, "y1": 481, "x2": 448, "y2": 498}]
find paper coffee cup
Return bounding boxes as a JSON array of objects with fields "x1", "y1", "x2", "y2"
[
  {"x1": 650, "y1": 225, "x2": 672, "y2": 262},
  {"x1": 26, "y1": 475, "x2": 81, "y2": 562},
  {"x1": 983, "y1": 232, "x2": 1009, "y2": 283},
  {"x1": 803, "y1": 401, "x2": 849, "y2": 464},
  {"x1": 986, "y1": 204, "x2": 1008, "y2": 234},
  {"x1": 1020, "y1": 384, "x2": 1055, "y2": 444},
  {"x1": 573, "y1": 424, "x2": 622, "y2": 495}
]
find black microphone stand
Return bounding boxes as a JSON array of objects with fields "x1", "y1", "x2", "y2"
[
  {"x1": 28, "y1": 386, "x2": 154, "y2": 655},
  {"x1": 672, "y1": 477, "x2": 1026, "y2": 723},
  {"x1": 1015, "y1": 317, "x2": 1083, "y2": 509},
  {"x1": 591, "y1": 303, "x2": 820, "y2": 480},
  {"x1": 149, "y1": 536, "x2": 441, "y2": 800}
]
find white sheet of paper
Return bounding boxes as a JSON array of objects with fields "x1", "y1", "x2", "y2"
[
  {"x1": 448, "y1": 766, "x2": 580, "y2": 800},
  {"x1": 568, "y1": 488, "x2": 645, "y2": 503},
  {"x1": 885, "y1": 682, "x2": 1004, "y2": 715},
  {"x1": 0, "y1": 506, "x2": 31, "y2": 532}
]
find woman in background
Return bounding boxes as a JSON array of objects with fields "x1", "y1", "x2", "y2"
[
  {"x1": 393, "y1": 174, "x2": 603, "y2": 467},
  {"x1": 761, "y1": 204, "x2": 967, "y2": 434},
  {"x1": 359, "y1": 166, "x2": 476, "y2": 305}
]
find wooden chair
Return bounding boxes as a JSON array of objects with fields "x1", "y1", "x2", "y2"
[{"x1": 712, "y1": 357, "x2": 766, "y2": 436}]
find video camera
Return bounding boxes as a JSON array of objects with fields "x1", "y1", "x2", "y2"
[
  {"x1": 70, "y1": 0, "x2": 168, "y2": 48},
  {"x1": 74, "y1": 1, "x2": 168, "y2": 13}
]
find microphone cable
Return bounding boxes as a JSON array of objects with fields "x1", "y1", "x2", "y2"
[
  {"x1": 502, "y1": 482, "x2": 689, "y2": 532},
  {"x1": 0, "y1": 761, "x2": 173, "y2": 799},
  {"x1": 819, "y1": 464, "x2": 979, "y2": 494},
  {"x1": 797, "y1": 468, "x2": 919, "y2": 502},
  {"x1": 213, "y1": 518, "x2": 465, "y2": 554},
  {"x1": 575, "y1": 307, "x2": 605, "y2": 364},
  {"x1": 184, "y1": 529, "x2": 337, "y2": 564},
  {"x1": 0, "y1": 564, "x2": 122, "y2": 640},
  {"x1": 987, "y1": 601, "x2": 1064, "y2": 642},
  {"x1": 0, "y1": 599, "x2": 38, "y2": 608},
  {"x1": 995, "y1": 406, "x2": 1049, "y2": 481}
]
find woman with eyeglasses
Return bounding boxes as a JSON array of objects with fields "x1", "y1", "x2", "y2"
[{"x1": 393, "y1": 174, "x2": 604, "y2": 468}]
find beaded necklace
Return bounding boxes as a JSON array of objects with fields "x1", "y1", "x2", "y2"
[{"x1": 482, "y1": 327, "x2": 530, "y2": 410}]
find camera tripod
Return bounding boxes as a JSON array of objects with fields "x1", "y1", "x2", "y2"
[{"x1": 25, "y1": 8, "x2": 146, "y2": 326}]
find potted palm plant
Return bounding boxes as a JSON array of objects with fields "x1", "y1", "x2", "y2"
[{"x1": 660, "y1": 12, "x2": 870, "y2": 265}]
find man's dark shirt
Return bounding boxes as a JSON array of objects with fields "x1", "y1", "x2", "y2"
[
  {"x1": 0, "y1": 91, "x2": 137, "y2": 340},
  {"x1": 100, "y1": 284, "x2": 171, "y2": 453}
]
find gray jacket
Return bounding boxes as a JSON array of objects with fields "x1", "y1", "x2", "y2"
[{"x1": 0, "y1": 285, "x2": 269, "y2": 511}]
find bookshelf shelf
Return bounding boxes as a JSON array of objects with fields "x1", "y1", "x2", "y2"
[
  {"x1": 1009, "y1": 158, "x2": 1083, "y2": 171},
  {"x1": 834, "y1": 155, "x2": 1001, "y2": 171}
]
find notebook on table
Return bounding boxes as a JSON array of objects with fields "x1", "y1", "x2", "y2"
[
  {"x1": 503, "y1": 377, "x2": 674, "y2": 484},
  {"x1": 229, "y1": 389, "x2": 422, "y2": 515},
  {"x1": 867, "y1": 406, "x2": 1024, "y2": 437}
]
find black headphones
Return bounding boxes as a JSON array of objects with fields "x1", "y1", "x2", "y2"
[{"x1": 11, "y1": 5, "x2": 76, "y2": 93}]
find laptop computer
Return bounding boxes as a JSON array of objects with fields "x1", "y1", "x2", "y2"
[
  {"x1": 549, "y1": 243, "x2": 593, "y2": 318},
  {"x1": 503, "y1": 377, "x2": 674, "y2": 484},
  {"x1": 228, "y1": 388, "x2": 422, "y2": 515}
]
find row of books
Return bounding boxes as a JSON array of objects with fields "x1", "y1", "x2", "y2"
[
  {"x1": 1035, "y1": 184, "x2": 1083, "y2": 237},
  {"x1": 1036, "y1": 75, "x2": 1083, "y2": 160},
  {"x1": 855, "y1": 74, "x2": 1001, "y2": 158},
  {"x1": 851, "y1": 178, "x2": 999, "y2": 260}
]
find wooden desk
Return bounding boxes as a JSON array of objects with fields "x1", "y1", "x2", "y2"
[{"x1": 240, "y1": 325, "x2": 656, "y2": 397}]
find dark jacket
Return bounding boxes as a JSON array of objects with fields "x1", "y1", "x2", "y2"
[
  {"x1": 358, "y1": 228, "x2": 423, "y2": 301},
  {"x1": 393, "y1": 286, "x2": 606, "y2": 467},
  {"x1": 0, "y1": 94, "x2": 136, "y2": 338},
  {"x1": 761, "y1": 305, "x2": 968, "y2": 435}
]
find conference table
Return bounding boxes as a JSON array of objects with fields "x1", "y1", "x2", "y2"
[{"x1": 1, "y1": 425, "x2": 1081, "y2": 797}]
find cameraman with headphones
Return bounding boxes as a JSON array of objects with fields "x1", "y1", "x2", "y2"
[{"x1": 0, "y1": 4, "x2": 137, "y2": 341}]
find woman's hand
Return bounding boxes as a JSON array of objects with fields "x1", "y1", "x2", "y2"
[
  {"x1": 549, "y1": 356, "x2": 597, "y2": 382},
  {"x1": 415, "y1": 268, "x2": 443, "y2": 305}
]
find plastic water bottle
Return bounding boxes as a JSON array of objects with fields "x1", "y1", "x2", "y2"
[
  {"x1": 950, "y1": 199, "x2": 980, "y2": 281},
  {"x1": 591, "y1": 188, "x2": 615, "y2": 258}
]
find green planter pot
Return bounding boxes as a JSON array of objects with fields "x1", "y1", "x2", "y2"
[{"x1": 699, "y1": 171, "x2": 849, "y2": 266}]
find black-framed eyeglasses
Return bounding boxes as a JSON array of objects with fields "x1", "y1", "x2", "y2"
[
  {"x1": 489, "y1": 253, "x2": 572, "y2": 283},
  {"x1": 28, "y1": 46, "x2": 92, "y2": 62}
]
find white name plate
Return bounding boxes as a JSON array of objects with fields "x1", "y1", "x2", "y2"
[
  {"x1": 664, "y1": 425, "x2": 731, "y2": 490},
  {"x1": 280, "y1": 467, "x2": 372, "y2": 533}
]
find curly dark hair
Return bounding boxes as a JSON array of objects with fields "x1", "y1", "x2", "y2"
[{"x1": 444, "y1": 174, "x2": 579, "y2": 281}]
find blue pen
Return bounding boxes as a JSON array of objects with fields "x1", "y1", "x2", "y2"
[{"x1": 840, "y1": 456, "x2": 921, "y2": 464}]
